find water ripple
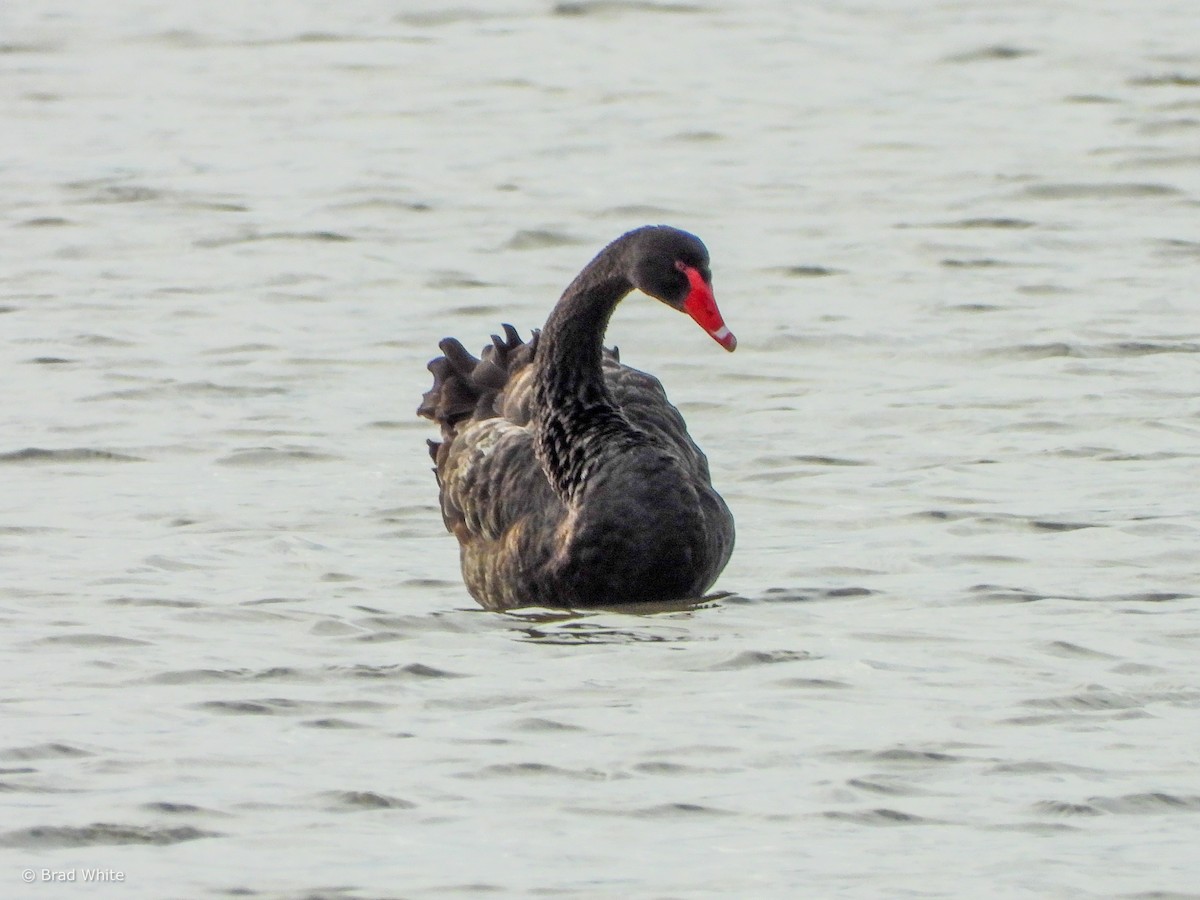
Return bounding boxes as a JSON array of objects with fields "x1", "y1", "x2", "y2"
[
  {"x1": 0, "y1": 447, "x2": 142, "y2": 464},
  {"x1": 0, "y1": 824, "x2": 218, "y2": 848}
]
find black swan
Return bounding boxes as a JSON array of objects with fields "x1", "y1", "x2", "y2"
[{"x1": 418, "y1": 225, "x2": 735, "y2": 610}]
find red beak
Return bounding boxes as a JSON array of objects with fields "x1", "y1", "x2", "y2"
[{"x1": 681, "y1": 266, "x2": 736, "y2": 351}]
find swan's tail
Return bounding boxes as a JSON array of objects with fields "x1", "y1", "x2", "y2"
[{"x1": 417, "y1": 324, "x2": 537, "y2": 461}]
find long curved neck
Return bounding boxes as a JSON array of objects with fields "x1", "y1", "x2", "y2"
[{"x1": 531, "y1": 245, "x2": 645, "y2": 502}]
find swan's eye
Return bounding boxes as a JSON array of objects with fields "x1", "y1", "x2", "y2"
[{"x1": 674, "y1": 259, "x2": 711, "y2": 284}]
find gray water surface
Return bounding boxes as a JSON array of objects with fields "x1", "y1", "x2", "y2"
[{"x1": 3, "y1": 1, "x2": 1200, "y2": 897}]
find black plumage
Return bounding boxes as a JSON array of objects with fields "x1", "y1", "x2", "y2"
[{"x1": 418, "y1": 226, "x2": 735, "y2": 610}]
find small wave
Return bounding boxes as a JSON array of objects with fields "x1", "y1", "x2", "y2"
[
  {"x1": 1042, "y1": 640, "x2": 1119, "y2": 660},
  {"x1": 966, "y1": 585, "x2": 1054, "y2": 603},
  {"x1": 945, "y1": 303, "x2": 1003, "y2": 313},
  {"x1": 1046, "y1": 643, "x2": 1118, "y2": 662},
  {"x1": 704, "y1": 649, "x2": 815, "y2": 670},
  {"x1": 518, "y1": 625, "x2": 678, "y2": 645},
  {"x1": 0, "y1": 780, "x2": 57, "y2": 794},
  {"x1": 140, "y1": 802, "x2": 219, "y2": 815},
  {"x1": 84, "y1": 381, "x2": 287, "y2": 402},
  {"x1": 429, "y1": 274, "x2": 494, "y2": 290},
  {"x1": 776, "y1": 677, "x2": 852, "y2": 690},
  {"x1": 1156, "y1": 239, "x2": 1200, "y2": 258},
  {"x1": 502, "y1": 229, "x2": 585, "y2": 250},
  {"x1": 989, "y1": 760, "x2": 1106, "y2": 775},
  {"x1": 925, "y1": 217, "x2": 1035, "y2": 229},
  {"x1": 1005, "y1": 713, "x2": 1091, "y2": 726},
  {"x1": 597, "y1": 204, "x2": 677, "y2": 218},
  {"x1": 978, "y1": 342, "x2": 1067, "y2": 359},
  {"x1": 1109, "y1": 591, "x2": 1196, "y2": 603},
  {"x1": 630, "y1": 802, "x2": 733, "y2": 818},
  {"x1": 510, "y1": 718, "x2": 585, "y2": 733},
  {"x1": 461, "y1": 763, "x2": 610, "y2": 781},
  {"x1": 758, "y1": 587, "x2": 875, "y2": 602},
  {"x1": 1139, "y1": 118, "x2": 1200, "y2": 136},
  {"x1": 756, "y1": 453, "x2": 867, "y2": 468},
  {"x1": 342, "y1": 663, "x2": 467, "y2": 679},
  {"x1": 216, "y1": 448, "x2": 341, "y2": 466},
  {"x1": 670, "y1": 129, "x2": 724, "y2": 143},
  {"x1": 0, "y1": 525, "x2": 62, "y2": 536},
  {"x1": 106, "y1": 597, "x2": 203, "y2": 609},
  {"x1": 301, "y1": 718, "x2": 369, "y2": 730},
  {"x1": 846, "y1": 778, "x2": 923, "y2": 797},
  {"x1": 1129, "y1": 73, "x2": 1200, "y2": 87},
  {"x1": 0, "y1": 42, "x2": 60, "y2": 54},
  {"x1": 1031, "y1": 520, "x2": 1098, "y2": 532},
  {"x1": 0, "y1": 824, "x2": 217, "y2": 848},
  {"x1": 396, "y1": 9, "x2": 512, "y2": 26},
  {"x1": 1019, "y1": 182, "x2": 1182, "y2": 199},
  {"x1": 194, "y1": 698, "x2": 389, "y2": 716},
  {"x1": 32, "y1": 634, "x2": 150, "y2": 648},
  {"x1": 0, "y1": 448, "x2": 142, "y2": 464},
  {"x1": 195, "y1": 229, "x2": 352, "y2": 248},
  {"x1": 1021, "y1": 689, "x2": 1141, "y2": 712},
  {"x1": 917, "y1": 511, "x2": 1097, "y2": 533},
  {"x1": 1122, "y1": 152, "x2": 1200, "y2": 169},
  {"x1": 941, "y1": 257, "x2": 1010, "y2": 268},
  {"x1": 319, "y1": 790, "x2": 416, "y2": 811},
  {"x1": 1031, "y1": 800, "x2": 1103, "y2": 817},
  {"x1": 554, "y1": 1, "x2": 704, "y2": 17},
  {"x1": 944, "y1": 45, "x2": 1033, "y2": 63},
  {"x1": 199, "y1": 342, "x2": 278, "y2": 355},
  {"x1": 822, "y1": 807, "x2": 936, "y2": 825},
  {"x1": 0, "y1": 743, "x2": 92, "y2": 761},
  {"x1": 967, "y1": 584, "x2": 1195, "y2": 604},
  {"x1": 831, "y1": 747, "x2": 967, "y2": 766},
  {"x1": 631, "y1": 761, "x2": 730, "y2": 775},
  {"x1": 148, "y1": 667, "x2": 302, "y2": 685},
  {"x1": 1090, "y1": 792, "x2": 1200, "y2": 814},
  {"x1": 768, "y1": 265, "x2": 842, "y2": 278},
  {"x1": 73, "y1": 184, "x2": 163, "y2": 204}
]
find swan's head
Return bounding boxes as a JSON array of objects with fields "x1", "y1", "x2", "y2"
[{"x1": 629, "y1": 226, "x2": 736, "y2": 352}]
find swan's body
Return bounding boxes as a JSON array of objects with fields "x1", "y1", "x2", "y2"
[{"x1": 418, "y1": 226, "x2": 735, "y2": 610}]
